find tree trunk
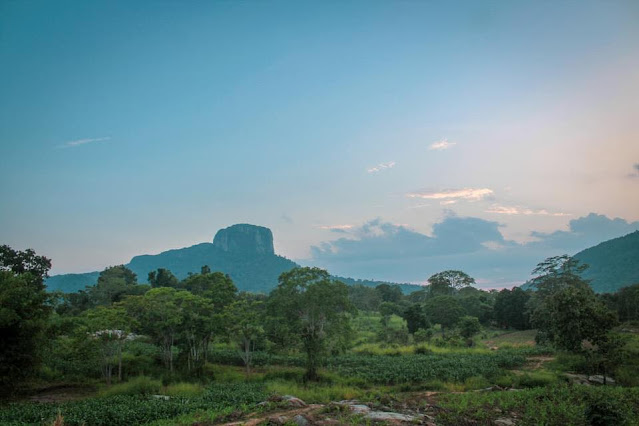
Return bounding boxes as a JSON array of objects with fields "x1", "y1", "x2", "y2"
[{"x1": 118, "y1": 343, "x2": 123, "y2": 382}]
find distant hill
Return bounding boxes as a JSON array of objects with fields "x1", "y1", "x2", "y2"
[
  {"x1": 520, "y1": 231, "x2": 639, "y2": 294},
  {"x1": 573, "y1": 230, "x2": 639, "y2": 293},
  {"x1": 46, "y1": 223, "x2": 422, "y2": 294}
]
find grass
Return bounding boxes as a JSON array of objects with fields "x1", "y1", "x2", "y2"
[
  {"x1": 161, "y1": 383, "x2": 204, "y2": 398},
  {"x1": 98, "y1": 376, "x2": 161, "y2": 397},
  {"x1": 435, "y1": 384, "x2": 639, "y2": 426}
]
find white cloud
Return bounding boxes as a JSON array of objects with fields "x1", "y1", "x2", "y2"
[
  {"x1": 59, "y1": 136, "x2": 111, "y2": 148},
  {"x1": 429, "y1": 139, "x2": 456, "y2": 150},
  {"x1": 367, "y1": 161, "x2": 396, "y2": 173},
  {"x1": 407, "y1": 188, "x2": 493, "y2": 201},
  {"x1": 316, "y1": 224, "x2": 355, "y2": 231},
  {"x1": 485, "y1": 204, "x2": 571, "y2": 217}
]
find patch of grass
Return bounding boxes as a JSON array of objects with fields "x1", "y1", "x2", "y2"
[
  {"x1": 98, "y1": 376, "x2": 161, "y2": 397},
  {"x1": 435, "y1": 385, "x2": 639, "y2": 426},
  {"x1": 265, "y1": 381, "x2": 365, "y2": 404},
  {"x1": 514, "y1": 370, "x2": 560, "y2": 388},
  {"x1": 162, "y1": 382, "x2": 204, "y2": 398}
]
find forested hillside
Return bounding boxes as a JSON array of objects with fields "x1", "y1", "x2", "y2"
[{"x1": 574, "y1": 230, "x2": 639, "y2": 293}]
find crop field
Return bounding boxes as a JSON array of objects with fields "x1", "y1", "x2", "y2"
[{"x1": 0, "y1": 383, "x2": 266, "y2": 426}]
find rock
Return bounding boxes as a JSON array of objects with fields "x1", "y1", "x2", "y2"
[
  {"x1": 349, "y1": 404, "x2": 371, "y2": 414},
  {"x1": 494, "y1": 418, "x2": 516, "y2": 426},
  {"x1": 213, "y1": 224, "x2": 275, "y2": 255},
  {"x1": 151, "y1": 395, "x2": 170, "y2": 400},
  {"x1": 267, "y1": 415, "x2": 289, "y2": 425},
  {"x1": 293, "y1": 414, "x2": 310, "y2": 426},
  {"x1": 282, "y1": 395, "x2": 308, "y2": 408},
  {"x1": 588, "y1": 375, "x2": 616, "y2": 385},
  {"x1": 565, "y1": 373, "x2": 591, "y2": 385},
  {"x1": 365, "y1": 411, "x2": 418, "y2": 422}
]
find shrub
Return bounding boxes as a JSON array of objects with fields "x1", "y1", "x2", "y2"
[
  {"x1": 99, "y1": 376, "x2": 161, "y2": 397},
  {"x1": 162, "y1": 382, "x2": 204, "y2": 397}
]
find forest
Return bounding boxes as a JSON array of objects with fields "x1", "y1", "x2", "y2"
[{"x1": 1, "y1": 244, "x2": 639, "y2": 425}]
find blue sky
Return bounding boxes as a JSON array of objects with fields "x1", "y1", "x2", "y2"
[{"x1": 1, "y1": 1, "x2": 638, "y2": 286}]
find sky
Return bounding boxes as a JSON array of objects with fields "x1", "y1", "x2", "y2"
[{"x1": 1, "y1": 1, "x2": 638, "y2": 287}]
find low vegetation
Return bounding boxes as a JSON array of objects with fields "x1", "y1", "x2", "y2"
[{"x1": 1, "y1": 245, "x2": 639, "y2": 424}]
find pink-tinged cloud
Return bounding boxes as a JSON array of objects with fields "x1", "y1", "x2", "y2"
[
  {"x1": 429, "y1": 139, "x2": 456, "y2": 150},
  {"x1": 407, "y1": 188, "x2": 493, "y2": 201},
  {"x1": 367, "y1": 161, "x2": 396, "y2": 173},
  {"x1": 486, "y1": 204, "x2": 571, "y2": 217}
]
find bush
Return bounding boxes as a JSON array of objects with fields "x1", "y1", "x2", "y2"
[
  {"x1": 99, "y1": 376, "x2": 161, "y2": 397},
  {"x1": 162, "y1": 382, "x2": 204, "y2": 397},
  {"x1": 515, "y1": 371, "x2": 559, "y2": 388}
]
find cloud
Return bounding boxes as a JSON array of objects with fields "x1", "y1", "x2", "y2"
[
  {"x1": 58, "y1": 137, "x2": 111, "y2": 148},
  {"x1": 316, "y1": 224, "x2": 355, "y2": 233},
  {"x1": 367, "y1": 161, "x2": 396, "y2": 174},
  {"x1": 485, "y1": 204, "x2": 571, "y2": 217},
  {"x1": 407, "y1": 188, "x2": 493, "y2": 201},
  {"x1": 429, "y1": 139, "x2": 456, "y2": 150},
  {"x1": 529, "y1": 213, "x2": 639, "y2": 251},
  {"x1": 307, "y1": 213, "x2": 639, "y2": 288}
]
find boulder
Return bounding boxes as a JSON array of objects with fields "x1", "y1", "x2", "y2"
[{"x1": 588, "y1": 375, "x2": 616, "y2": 385}]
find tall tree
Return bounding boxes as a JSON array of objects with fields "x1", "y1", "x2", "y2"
[
  {"x1": 401, "y1": 303, "x2": 430, "y2": 334},
  {"x1": 227, "y1": 296, "x2": 264, "y2": 375},
  {"x1": 0, "y1": 246, "x2": 52, "y2": 394},
  {"x1": 428, "y1": 270, "x2": 475, "y2": 297},
  {"x1": 266, "y1": 267, "x2": 354, "y2": 381},
  {"x1": 148, "y1": 268, "x2": 179, "y2": 289},
  {"x1": 89, "y1": 265, "x2": 143, "y2": 306},
  {"x1": 424, "y1": 295, "x2": 464, "y2": 337},
  {"x1": 84, "y1": 306, "x2": 134, "y2": 384}
]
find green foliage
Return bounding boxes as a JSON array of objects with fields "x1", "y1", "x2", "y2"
[
  {"x1": 99, "y1": 376, "x2": 162, "y2": 397},
  {"x1": 575, "y1": 230, "x2": 639, "y2": 293},
  {"x1": 88, "y1": 265, "x2": 143, "y2": 306},
  {"x1": 0, "y1": 383, "x2": 266, "y2": 426},
  {"x1": 494, "y1": 287, "x2": 531, "y2": 329},
  {"x1": 457, "y1": 316, "x2": 481, "y2": 342},
  {"x1": 0, "y1": 245, "x2": 52, "y2": 395},
  {"x1": 148, "y1": 268, "x2": 179, "y2": 289},
  {"x1": 424, "y1": 296, "x2": 464, "y2": 336},
  {"x1": 436, "y1": 385, "x2": 639, "y2": 426},
  {"x1": 266, "y1": 267, "x2": 355, "y2": 381},
  {"x1": 427, "y1": 270, "x2": 475, "y2": 297},
  {"x1": 401, "y1": 303, "x2": 430, "y2": 334}
]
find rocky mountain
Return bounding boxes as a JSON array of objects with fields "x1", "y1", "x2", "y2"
[{"x1": 46, "y1": 224, "x2": 422, "y2": 294}]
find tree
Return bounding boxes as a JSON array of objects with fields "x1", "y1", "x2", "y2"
[
  {"x1": 458, "y1": 316, "x2": 481, "y2": 346},
  {"x1": 227, "y1": 296, "x2": 264, "y2": 375},
  {"x1": 174, "y1": 291, "x2": 215, "y2": 373},
  {"x1": 84, "y1": 306, "x2": 134, "y2": 384},
  {"x1": 121, "y1": 288, "x2": 183, "y2": 372},
  {"x1": 428, "y1": 270, "x2": 475, "y2": 297},
  {"x1": 401, "y1": 303, "x2": 430, "y2": 334},
  {"x1": 424, "y1": 296, "x2": 464, "y2": 337},
  {"x1": 528, "y1": 255, "x2": 590, "y2": 297},
  {"x1": 0, "y1": 246, "x2": 52, "y2": 394},
  {"x1": 148, "y1": 268, "x2": 179, "y2": 289},
  {"x1": 88, "y1": 265, "x2": 144, "y2": 306},
  {"x1": 544, "y1": 286, "x2": 618, "y2": 352},
  {"x1": 494, "y1": 287, "x2": 531, "y2": 330},
  {"x1": 266, "y1": 267, "x2": 354, "y2": 381},
  {"x1": 527, "y1": 256, "x2": 598, "y2": 346},
  {"x1": 181, "y1": 270, "x2": 236, "y2": 305},
  {"x1": 375, "y1": 283, "x2": 403, "y2": 303}
]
